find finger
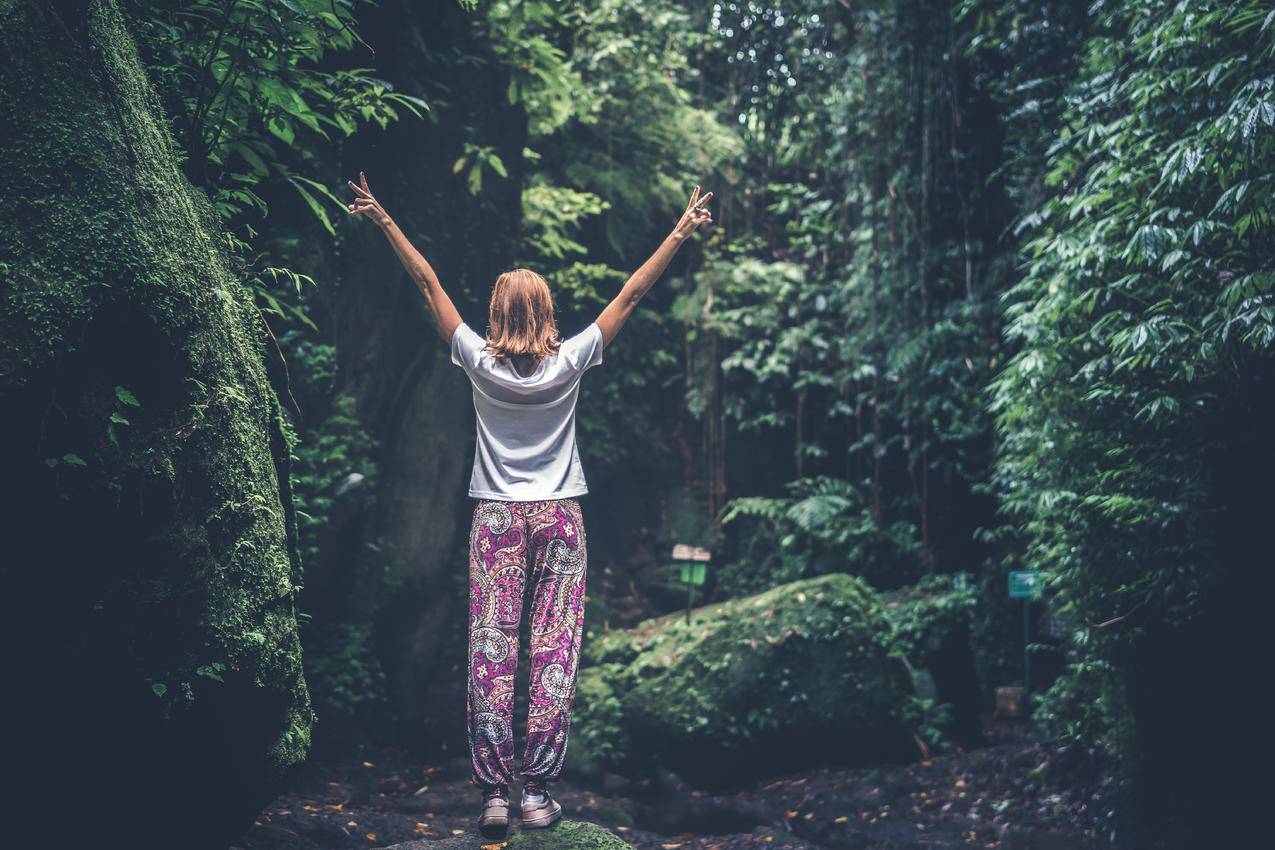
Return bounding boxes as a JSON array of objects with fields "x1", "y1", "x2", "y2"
[
  {"x1": 694, "y1": 191, "x2": 714, "y2": 209},
  {"x1": 686, "y1": 185, "x2": 699, "y2": 212},
  {"x1": 360, "y1": 171, "x2": 371, "y2": 193},
  {"x1": 348, "y1": 179, "x2": 372, "y2": 199}
]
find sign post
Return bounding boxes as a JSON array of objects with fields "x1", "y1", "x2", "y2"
[
  {"x1": 1008, "y1": 570, "x2": 1043, "y2": 692},
  {"x1": 672, "y1": 544, "x2": 711, "y2": 623}
]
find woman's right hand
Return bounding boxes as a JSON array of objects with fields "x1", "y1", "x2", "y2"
[
  {"x1": 347, "y1": 171, "x2": 391, "y2": 228},
  {"x1": 671, "y1": 185, "x2": 713, "y2": 241}
]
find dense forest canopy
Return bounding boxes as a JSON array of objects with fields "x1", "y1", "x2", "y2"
[{"x1": 2, "y1": 1, "x2": 1269, "y2": 848}]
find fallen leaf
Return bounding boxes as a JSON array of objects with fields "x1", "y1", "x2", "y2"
[
  {"x1": 365, "y1": 834, "x2": 377, "y2": 842},
  {"x1": 834, "y1": 816, "x2": 849, "y2": 824},
  {"x1": 452, "y1": 829, "x2": 465, "y2": 835},
  {"x1": 362, "y1": 761, "x2": 375, "y2": 768},
  {"x1": 413, "y1": 785, "x2": 430, "y2": 796}
]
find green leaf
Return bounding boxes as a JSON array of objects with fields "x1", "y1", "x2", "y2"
[
  {"x1": 151, "y1": 683, "x2": 168, "y2": 698},
  {"x1": 230, "y1": 143, "x2": 270, "y2": 177},
  {"x1": 115, "y1": 386, "x2": 140, "y2": 407},
  {"x1": 196, "y1": 664, "x2": 226, "y2": 683},
  {"x1": 287, "y1": 176, "x2": 334, "y2": 235},
  {"x1": 267, "y1": 117, "x2": 295, "y2": 146}
]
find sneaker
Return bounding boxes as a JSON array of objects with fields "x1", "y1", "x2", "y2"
[
  {"x1": 519, "y1": 783, "x2": 562, "y2": 829},
  {"x1": 478, "y1": 787, "x2": 509, "y2": 837}
]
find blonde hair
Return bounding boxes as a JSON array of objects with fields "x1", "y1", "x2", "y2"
[{"x1": 485, "y1": 267, "x2": 560, "y2": 364}]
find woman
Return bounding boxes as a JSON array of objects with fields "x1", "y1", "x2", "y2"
[{"x1": 347, "y1": 172, "x2": 713, "y2": 835}]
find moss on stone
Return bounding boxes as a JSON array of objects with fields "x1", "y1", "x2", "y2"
[
  {"x1": 0, "y1": 1, "x2": 311, "y2": 844},
  {"x1": 573, "y1": 574, "x2": 916, "y2": 785},
  {"x1": 881, "y1": 574, "x2": 985, "y2": 745},
  {"x1": 378, "y1": 820, "x2": 631, "y2": 850}
]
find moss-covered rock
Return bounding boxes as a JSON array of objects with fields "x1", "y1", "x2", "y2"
[
  {"x1": 378, "y1": 820, "x2": 629, "y2": 849},
  {"x1": 882, "y1": 574, "x2": 984, "y2": 746},
  {"x1": 572, "y1": 574, "x2": 916, "y2": 786},
  {"x1": 0, "y1": 2, "x2": 311, "y2": 846}
]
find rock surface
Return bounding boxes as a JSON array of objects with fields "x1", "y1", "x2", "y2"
[
  {"x1": 1, "y1": 2, "x2": 311, "y2": 846},
  {"x1": 882, "y1": 574, "x2": 986, "y2": 746},
  {"x1": 571, "y1": 573, "x2": 916, "y2": 785},
  {"x1": 377, "y1": 819, "x2": 630, "y2": 849}
]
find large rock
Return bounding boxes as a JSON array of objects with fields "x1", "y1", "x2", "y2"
[
  {"x1": 0, "y1": 2, "x2": 311, "y2": 846},
  {"x1": 882, "y1": 574, "x2": 985, "y2": 746},
  {"x1": 378, "y1": 820, "x2": 629, "y2": 850},
  {"x1": 571, "y1": 574, "x2": 917, "y2": 786}
]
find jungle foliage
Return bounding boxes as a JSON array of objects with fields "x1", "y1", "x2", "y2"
[{"x1": 39, "y1": 0, "x2": 1272, "y2": 846}]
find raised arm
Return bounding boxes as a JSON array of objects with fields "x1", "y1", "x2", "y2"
[
  {"x1": 595, "y1": 185, "x2": 713, "y2": 347},
  {"x1": 347, "y1": 171, "x2": 463, "y2": 344}
]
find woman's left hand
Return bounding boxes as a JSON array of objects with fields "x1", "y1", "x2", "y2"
[{"x1": 347, "y1": 171, "x2": 391, "y2": 227}]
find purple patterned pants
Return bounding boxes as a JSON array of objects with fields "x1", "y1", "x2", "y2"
[{"x1": 466, "y1": 497, "x2": 588, "y2": 791}]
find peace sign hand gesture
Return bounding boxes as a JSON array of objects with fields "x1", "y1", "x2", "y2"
[
  {"x1": 347, "y1": 171, "x2": 391, "y2": 228},
  {"x1": 672, "y1": 185, "x2": 714, "y2": 241}
]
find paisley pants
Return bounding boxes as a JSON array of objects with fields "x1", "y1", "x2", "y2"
[{"x1": 466, "y1": 497, "x2": 588, "y2": 791}]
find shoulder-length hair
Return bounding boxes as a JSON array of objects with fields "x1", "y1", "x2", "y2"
[{"x1": 485, "y1": 267, "x2": 561, "y2": 363}]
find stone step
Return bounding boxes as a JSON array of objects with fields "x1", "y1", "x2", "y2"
[{"x1": 374, "y1": 817, "x2": 629, "y2": 850}]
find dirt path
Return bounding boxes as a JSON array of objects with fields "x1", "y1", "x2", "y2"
[{"x1": 234, "y1": 720, "x2": 1106, "y2": 850}]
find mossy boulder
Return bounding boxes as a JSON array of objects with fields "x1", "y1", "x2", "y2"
[
  {"x1": 1, "y1": 2, "x2": 311, "y2": 847},
  {"x1": 571, "y1": 574, "x2": 916, "y2": 786},
  {"x1": 882, "y1": 574, "x2": 985, "y2": 745},
  {"x1": 378, "y1": 820, "x2": 629, "y2": 849}
]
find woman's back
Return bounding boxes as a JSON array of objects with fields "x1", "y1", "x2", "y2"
[{"x1": 451, "y1": 322, "x2": 604, "y2": 501}]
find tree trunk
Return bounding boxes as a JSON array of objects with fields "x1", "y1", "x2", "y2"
[
  {"x1": 296, "y1": 0, "x2": 528, "y2": 752},
  {"x1": 0, "y1": 2, "x2": 312, "y2": 846}
]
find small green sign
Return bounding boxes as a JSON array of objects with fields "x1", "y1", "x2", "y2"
[
  {"x1": 679, "y1": 562, "x2": 707, "y2": 586},
  {"x1": 1008, "y1": 570, "x2": 1042, "y2": 600}
]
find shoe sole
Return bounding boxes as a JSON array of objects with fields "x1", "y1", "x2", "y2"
[
  {"x1": 479, "y1": 819, "x2": 509, "y2": 839},
  {"x1": 520, "y1": 804, "x2": 562, "y2": 829}
]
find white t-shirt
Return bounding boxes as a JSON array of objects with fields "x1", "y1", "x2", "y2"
[{"x1": 450, "y1": 321, "x2": 604, "y2": 501}]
